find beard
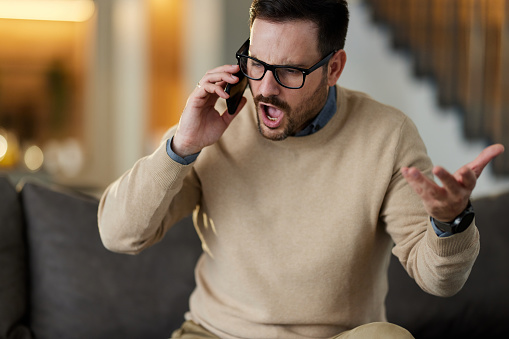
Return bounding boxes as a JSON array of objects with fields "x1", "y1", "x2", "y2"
[{"x1": 252, "y1": 74, "x2": 329, "y2": 141}]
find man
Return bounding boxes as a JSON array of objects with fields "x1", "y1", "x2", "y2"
[{"x1": 98, "y1": 1, "x2": 504, "y2": 338}]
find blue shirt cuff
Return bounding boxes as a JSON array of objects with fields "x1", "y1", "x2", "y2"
[
  {"x1": 430, "y1": 218, "x2": 453, "y2": 238},
  {"x1": 166, "y1": 137, "x2": 200, "y2": 165}
]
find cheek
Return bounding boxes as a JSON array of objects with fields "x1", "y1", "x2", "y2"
[
  {"x1": 248, "y1": 80, "x2": 264, "y2": 102},
  {"x1": 248, "y1": 79, "x2": 259, "y2": 94},
  {"x1": 286, "y1": 93, "x2": 304, "y2": 111},
  {"x1": 287, "y1": 88, "x2": 313, "y2": 109}
]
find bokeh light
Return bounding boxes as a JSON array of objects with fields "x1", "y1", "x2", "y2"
[
  {"x1": 0, "y1": 0, "x2": 95, "y2": 22},
  {"x1": 0, "y1": 134, "x2": 7, "y2": 160},
  {"x1": 24, "y1": 145, "x2": 44, "y2": 171}
]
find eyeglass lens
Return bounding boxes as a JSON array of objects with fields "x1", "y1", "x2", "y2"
[{"x1": 239, "y1": 56, "x2": 304, "y2": 89}]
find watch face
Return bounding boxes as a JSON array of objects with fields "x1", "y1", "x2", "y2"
[{"x1": 454, "y1": 211, "x2": 475, "y2": 234}]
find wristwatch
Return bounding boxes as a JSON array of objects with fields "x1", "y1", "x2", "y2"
[{"x1": 432, "y1": 201, "x2": 475, "y2": 234}]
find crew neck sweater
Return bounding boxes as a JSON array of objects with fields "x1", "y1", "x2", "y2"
[{"x1": 98, "y1": 86, "x2": 479, "y2": 339}]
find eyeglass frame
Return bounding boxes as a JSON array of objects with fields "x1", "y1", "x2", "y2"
[{"x1": 235, "y1": 38, "x2": 338, "y2": 90}]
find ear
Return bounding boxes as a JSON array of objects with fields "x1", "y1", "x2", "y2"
[{"x1": 327, "y1": 50, "x2": 347, "y2": 86}]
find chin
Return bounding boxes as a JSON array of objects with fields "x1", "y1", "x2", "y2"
[
  {"x1": 256, "y1": 116, "x2": 289, "y2": 141},
  {"x1": 260, "y1": 129, "x2": 288, "y2": 141}
]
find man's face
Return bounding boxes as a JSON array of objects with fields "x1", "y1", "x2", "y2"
[{"x1": 248, "y1": 19, "x2": 330, "y2": 141}]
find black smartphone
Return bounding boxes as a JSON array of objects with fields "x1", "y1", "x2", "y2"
[
  {"x1": 225, "y1": 72, "x2": 247, "y2": 115},
  {"x1": 225, "y1": 39, "x2": 250, "y2": 115}
]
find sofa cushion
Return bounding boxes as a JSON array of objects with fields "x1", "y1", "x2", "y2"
[
  {"x1": 386, "y1": 191, "x2": 509, "y2": 338},
  {"x1": 21, "y1": 182, "x2": 202, "y2": 339},
  {"x1": 0, "y1": 176, "x2": 32, "y2": 339}
]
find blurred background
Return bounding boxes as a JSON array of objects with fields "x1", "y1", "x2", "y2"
[{"x1": 0, "y1": 0, "x2": 508, "y2": 198}]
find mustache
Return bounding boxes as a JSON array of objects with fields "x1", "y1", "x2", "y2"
[{"x1": 253, "y1": 94, "x2": 291, "y2": 112}]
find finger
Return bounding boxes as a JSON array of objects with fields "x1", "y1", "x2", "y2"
[
  {"x1": 467, "y1": 144, "x2": 505, "y2": 178},
  {"x1": 221, "y1": 97, "x2": 247, "y2": 123},
  {"x1": 195, "y1": 81, "x2": 230, "y2": 100},
  {"x1": 454, "y1": 165, "x2": 477, "y2": 190},
  {"x1": 433, "y1": 166, "x2": 463, "y2": 195},
  {"x1": 401, "y1": 167, "x2": 444, "y2": 200},
  {"x1": 201, "y1": 72, "x2": 240, "y2": 88},
  {"x1": 206, "y1": 64, "x2": 240, "y2": 75}
]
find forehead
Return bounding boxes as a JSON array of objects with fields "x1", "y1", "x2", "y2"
[{"x1": 249, "y1": 19, "x2": 320, "y2": 65}]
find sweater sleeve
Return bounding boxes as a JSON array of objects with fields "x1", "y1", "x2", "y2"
[
  {"x1": 382, "y1": 117, "x2": 480, "y2": 297},
  {"x1": 97, "y1": 128, "x2": 201, "y2": 255}
]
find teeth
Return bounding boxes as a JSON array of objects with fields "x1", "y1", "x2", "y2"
[{"x1": 263, "y1": 104, "x2": 279, "y2": 121}]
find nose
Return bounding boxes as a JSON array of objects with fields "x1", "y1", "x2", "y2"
[{"x1": 258, "y1": 70, "x2": 281, "y2": 97}]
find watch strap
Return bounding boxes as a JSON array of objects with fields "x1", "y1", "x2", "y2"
[{"x1": 432, "y1": 201, "x2": 475, "y2": 234}]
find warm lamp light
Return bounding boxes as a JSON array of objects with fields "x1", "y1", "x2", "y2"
[
  {"x1": 0, "y1": 130, "x2": 20, "y2": 167},
  {"x1": 0, "y1": 134, "x2": 7, "y2": 160},
  {"x1": 0, "y1": 0, "x2": 95, "y2": 22}
]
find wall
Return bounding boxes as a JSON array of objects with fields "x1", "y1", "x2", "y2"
[{"x1": 78, "y1": 0, "x2": 147, "y2": 189}]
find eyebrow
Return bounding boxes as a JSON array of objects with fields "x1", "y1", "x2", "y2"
[{"x1": 248, "y1": 53, "x2": 309, "y2": 69}]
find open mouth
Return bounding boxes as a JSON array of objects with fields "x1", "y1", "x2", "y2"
[{"x1": 260, "y1": 103, "x2": 284, "y2": 128}]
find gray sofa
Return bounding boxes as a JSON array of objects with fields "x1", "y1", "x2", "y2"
[{"x1": 1, "y1": 175, "x2": 508, "y2": 338}]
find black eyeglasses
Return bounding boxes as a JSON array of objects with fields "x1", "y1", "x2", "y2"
[{"x1": 235, "y1": 39, "x2": 337, "y2": 89}]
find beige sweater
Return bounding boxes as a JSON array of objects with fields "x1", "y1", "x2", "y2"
[{"x1": 98, "y1": 86, "x2": 479, "y2": 339}]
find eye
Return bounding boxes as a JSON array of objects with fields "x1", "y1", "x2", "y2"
[
  {"x1": 253, "y1": 62, "x2": 264, "y2": 69},
  {"x1": 249, "y1": 59, "x2": 263, "y2": 68},
  {"x1": 280, "y1": 68, "x2": 301, "y2": 76}
]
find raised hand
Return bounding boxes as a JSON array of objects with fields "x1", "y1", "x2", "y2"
[
  {"x1": 401, "y1": 144, "x2": 505, "y2": 222},
  {"x1": 172, "y1": 64, "x2": 247, "y2": 158}
]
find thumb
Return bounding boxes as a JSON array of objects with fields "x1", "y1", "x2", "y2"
[
  {"x1": 222, "y1": 96, "x2": 247, "y2": 126},
  {"x1": 468, "y1": 144, "x2": 505, "y2": 178}
]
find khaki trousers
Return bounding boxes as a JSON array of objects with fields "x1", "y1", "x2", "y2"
[{"x1": 171, "y1": 320, "x2": 415, "y2": 339}]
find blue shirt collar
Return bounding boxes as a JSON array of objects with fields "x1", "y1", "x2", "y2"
[{"x1": 294, "y1": 85, "x2": 337, "y2": 137}]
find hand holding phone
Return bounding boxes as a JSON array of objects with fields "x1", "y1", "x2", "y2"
[{"x1": 173, "y1": 40, "x2": 250, "y2": 157}]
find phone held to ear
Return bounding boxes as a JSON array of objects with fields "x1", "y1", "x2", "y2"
[
  {"x1": 225, "y1": 39, "x2": 250, "y2": 115},
  {"x1": 225, "y1": 72, "x2": 247, "y2": 115}
]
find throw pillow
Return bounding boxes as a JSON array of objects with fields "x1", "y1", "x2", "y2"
[{"x1": 21, "y1": 182, "x2": 201, "y2": 339}]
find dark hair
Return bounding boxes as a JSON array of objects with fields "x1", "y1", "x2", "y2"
[{"x1": 249, "y1": 0, "x2": 349, "y2": 57}]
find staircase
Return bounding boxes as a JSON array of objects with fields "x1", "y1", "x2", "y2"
[{"x1": 340, "y1": 0, "x2": 509, "y2": 197}]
